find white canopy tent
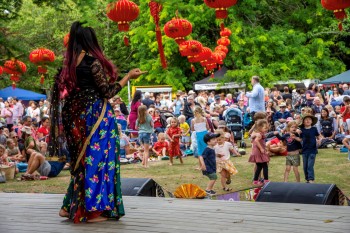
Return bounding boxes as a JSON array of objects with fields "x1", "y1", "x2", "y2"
[{"x1": 193, "y1": 67, "x2": 245, "y2": 91}]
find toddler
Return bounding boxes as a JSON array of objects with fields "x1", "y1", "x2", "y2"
[
  {"x1": 166, "y1": 117, "x2": 183, "y2": 165},
  {"x1": 152, "y1": 133, "x2": 168, "y2": 160}
]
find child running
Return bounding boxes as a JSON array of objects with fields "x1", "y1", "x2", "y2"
[
  {"x1": 248, "y1": 119, "x2": 270, "y2": 185},
  {"x1": 281, "y1": 121, "x2": 302, "y2": 182},
  {"x1": 214, "y1": 130, "x2": 238, "y2": 191},
  {"x1": 202, "y1": 132, "x2": 220, "y2": 195},
  {"x1": 166, "y1": 117, "x2": 184, "y2": 165},
  {"x1": 136, "y1": 105, "x2": 154, "y2": 168},
  {"x1": 191, "y1": 106, "x2": 210, "y2": 170},
  {"x1": 298, "y1": 114, "x2": 322, "y2": 183}
]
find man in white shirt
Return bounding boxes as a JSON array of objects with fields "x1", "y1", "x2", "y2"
[{"x1": 12, "y1": 97, "x2": 24, "y2": 125}]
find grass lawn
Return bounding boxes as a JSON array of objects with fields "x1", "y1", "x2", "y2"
[{"x1": 1, "y1": 148, "x2": 349, "y2": 198}]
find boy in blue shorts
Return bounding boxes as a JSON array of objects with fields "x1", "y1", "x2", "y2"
[{"x1": 202, "y1": 132, "x2": 220, "y2": 195}]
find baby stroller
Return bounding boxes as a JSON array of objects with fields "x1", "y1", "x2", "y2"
[
  {"x1": 225, "y1": 108, "x2": 246, "y2": 148},
  {"x1": 159, "y1": 110, "x2": 175, "y2": 128}
]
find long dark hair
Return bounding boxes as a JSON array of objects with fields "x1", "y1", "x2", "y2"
[
  {"x1": 59, "y1": 21, "x2": 117, "y2": 95},
  {"x1": 132, "y1": 90, "x2": 142, "y2": 104}
]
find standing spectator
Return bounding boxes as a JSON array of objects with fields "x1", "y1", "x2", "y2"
[
  {"x1": 12, "y1": 97, "x2": 23, "y2": 125},
  {"x1": 202, "y1": 132, "x2": 220, "y2": 194},
  {"x1": 165, "y1": 117, "x2": 184, "y2": 166},
  {"x1": 0, "y1": 123, "x2": 6, "y2": 146},
  {"x1": 341, "y1": 96, "x2": 350, "y2": 135},
  {"x1": 292, "y1": 89, "x2": 301, "y2": 110},
  {"x1": 246, "y1": 76, "x2": 265, "y2": 115},
  {"x1": 298, "y1": 114, "x2": 322, "y2": 183},
  {"x1": 154, "y1": 96, "x2": 162, "y2": 109},
  {"x1": 225, "y1": 94, "x2": 234, "y2": 106},
  {"x1": 273, "y1": 102, "x2": 292, "y2": 129},
  {"x1": 0, "y1": 98, "x2": 5, "y2": 109},
  {"x1": 136, "y1": 105, "x2": 154, "y2": 168},
  {"x1": 342, "y1": 83, "x2": 350, "y2": 96},
  {"x1": 338, "y1": 83, "x2": 344, "y2": 95},
  {"x1": 0, "y1": 101, "x2": 13, "y2": 130},
  {"x1": 305, "y1": 83, "x2": 316, "y2": 107},
  {"x1": 171, "y1": 91, "x2": 184, "y2": 117},
  {"x1": 237, "y1": 99, "x2": 247, "y2": 114},
  {"x1": 163, "y1": 94, "x2": 172, "y2": 108},
  {"x1": 282, "y1": 86, "x2": 292, "y2": 101},
  {"x1": 142, "y1": 92, "x2": 154, "y2": 108},
  {"x1": 30, "y1": 102, "x2": 41, "y2": 123},
  {"x1": 128, "y1": 90, "x2": 142, "y2": 136}
]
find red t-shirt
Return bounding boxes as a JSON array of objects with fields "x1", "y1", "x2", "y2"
[
  {"x1": 341, "y1": 106, "x2": 350, "y2": 121},
  {"x1": 153, "y1": 141, "x2": 168, "y2": 154},
  {"x1": 153, "y1": 116, "x2": 163, "y2": 128},
  {"x1": 37, "y1": 126, "x2": 49, "y2": 142}
]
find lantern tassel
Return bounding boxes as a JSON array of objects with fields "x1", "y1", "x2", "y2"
[
  {"x1": 220, "y1": 22, "x2": 225, "y2": 31},
  {"x1": 124, "y1": 35, "x2": 129, "y2": 46},
  {"x1": 40, "y1": 74, "x2": 45, "y2": 85},
  {"x1": 156, "y1": 27, "x2": 167, "y2": 68},
  {"x1": 204, "y1": 68, "x2": 208, "y2": 75},
  {"x1": 191, "y1": 64, "x2": 195, "y2": 73},
  {"x1": 338, "y1": 22, "x2": 343, "y2": 31},
  {"x1": 12, "y1": 81, "x2": 16, "y2": 89},
  {"x1": 211, "y1": 72, "x2": 214, "y2": 78}
]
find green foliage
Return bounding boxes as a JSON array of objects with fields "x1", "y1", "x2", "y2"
[{"x1": 0, "y1": 0, "x2": 349, "y2": 93}]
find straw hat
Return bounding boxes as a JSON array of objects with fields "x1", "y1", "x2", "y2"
[
  {"x1": 279, "y1": 102, "x2": 287, "y2": 107},
  {"x1": 21, "y1": 126, "x2": 32, "y2": 135}
]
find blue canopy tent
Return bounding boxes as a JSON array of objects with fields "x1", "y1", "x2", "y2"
[
  {"x1": 320, "y1": 70, "x2": 350, "y2": 85},
  {"x1": 0, "y1": 86, "x2": 46, "y2": 101}
]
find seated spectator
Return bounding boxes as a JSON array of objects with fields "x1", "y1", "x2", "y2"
[
  {"x1": 117, "y1": 124, "x2": 130, "y2": 158},
  {"x1": 6, "y1": 138, "x2": 24, "y2": 162},
  {"x1": 153, "y1": 109, "x2": 164, "y2": 133},
  {"x1": 114, "y1": 108, "x2": 126, "y2": 120},
  {"x1": 0, "y1": 123, "x2": 7, "y2": 146},
  {"x1": 282, "y1": 86, "x2": 292, "y2": 101},
  {"x1": 276, "y1": 117, "x2": 294, "y2": 133},
  {"x1": 319, "y1": 108, "x2": 336, "y2": 139},
  {"x1": 312, "y1": 97, "x2": 325, "y2": 116},
  {"x1": 20, "y1": 149, "x2": 65, "y2": 180},
  {"x1": 152, "y1": 133, "x2": 169, "y2": 160},
  {"x1": 21, "y1": 126, "x2": 40, "y2": 161},
  {"x1": 273, "y1": 102, "x2": 291, "y2": 129}
]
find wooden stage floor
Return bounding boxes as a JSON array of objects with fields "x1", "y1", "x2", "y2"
[{"x1": 0, "y1": 193, "x2": 349, "y2": 233}]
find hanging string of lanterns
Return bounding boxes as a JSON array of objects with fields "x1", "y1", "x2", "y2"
[
  {"x1": 29, "y1": 48, "x2": 56, "y2": 85},
  {"x1": 106, "y1": 0, "x2": 140, "y2": 46},
  {"x1": 321, "y1": 0, "x2": 350, "y2": 30},
  {"x1": 149, "y1": 0, "x2": 167, "y2": 69},
  {"x1": 3, "y1": 58, "x2": 27, "y2": 89}
]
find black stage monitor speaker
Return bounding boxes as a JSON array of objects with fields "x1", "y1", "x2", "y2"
[
  {"x1": 256, "y1": 182, "x2": 340, "y2": 205},
  {"x1": 121, "y1": 178, "x2": 162, "y2": 197}
]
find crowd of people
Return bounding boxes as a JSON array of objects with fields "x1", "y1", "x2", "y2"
[{"x1": 1, "y1": 77, "x2": 350, "y2": 194}]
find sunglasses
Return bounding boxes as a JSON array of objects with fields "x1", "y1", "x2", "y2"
[{"x1": 12, "y1": 136, "x2": 18, "y2": 139}]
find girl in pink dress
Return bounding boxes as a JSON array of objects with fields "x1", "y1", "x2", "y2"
[
  {"x1": 248, "y1": 119, "x2": 270, "y2": 185},
  {"x1": 128, "y1": 90, "x2": 142, "y2": 136}
]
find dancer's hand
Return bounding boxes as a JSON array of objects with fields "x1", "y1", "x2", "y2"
[{"x1": 128, "y1": 69, "x2": 148, "y2": 79}]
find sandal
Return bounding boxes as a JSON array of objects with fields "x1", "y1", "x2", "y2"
[
  {"x1": 21, "y1": 174, "x2": 35, "y2": 181},
  {"x1": 223, "y1": 187, "x2": 232, "y2": 192}
]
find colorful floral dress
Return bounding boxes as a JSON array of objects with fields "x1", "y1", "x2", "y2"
[
  {"x1": 166, "y1": 126, "x2": 182, "y2": 157},
  {"x1": 60, "y1": 55, "x2": 124, "y2": 223}
]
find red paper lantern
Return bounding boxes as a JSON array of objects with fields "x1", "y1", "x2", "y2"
[
  {"x1": 164, "y1": 18, "x2": 192, "y2": 45},
  {"x1": 29, "y1": 48, "x2": 55, "y2": 84},
  {"x1": 63, "y1": 33, "x2": 70, "y2": 48},
  {"x1": 3, "y1": 59, "x2": 27, "y2": 89},
  {"x1": 217, "y1": 37, "x2": 231, "y2": 46},
  {"x1": 215, "y1": 45, "x2": 229, "y2": 54},
  {"x1": 179, "y1": 40, "x2": 203, "y2": 57},
  {"x1": 106, "y1": 0, "x2": 140, "y2": 45},
  {"x1": 197, "y1": 48, "x2": 213, "y2": 75},
  {"x1": 0, "y1": 66, "x2": 3, "y2": 75},
  {"x1": 220, "y1": 28, "x2": 232, "y2": 38},
  {"x1": 204, "y1": 0, "x2": 238, "y2": 19},
  {"x1": 321, "y1": 0, "x2": 350, "y2": 30},
  {"x1": 213, "y1": 52, "x2": 224, "y2": 65}
]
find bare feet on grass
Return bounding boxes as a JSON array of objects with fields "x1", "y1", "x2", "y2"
[{"x1": 59, "y1": 209, "x2": 69, "y2": 218}]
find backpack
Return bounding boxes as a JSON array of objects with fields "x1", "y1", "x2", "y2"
[{"x1": 320, "y1": 118, "x2": 333, "y2": 137}]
